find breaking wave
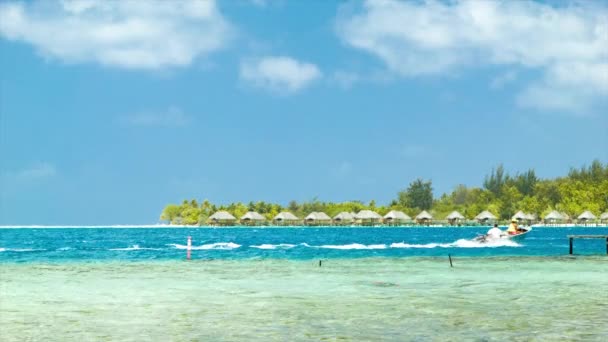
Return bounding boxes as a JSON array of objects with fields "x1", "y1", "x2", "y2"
[
  {"x1": 168, "y1": 242, "x2": 241, "y2": 250},
  {"x1": 250, "y1": 244, "x2": 296, "y2": 250},
  {"x1": 109, "y1": 245, "x2": 163, "y2": 251},
  {"x1": 317, "y1": 243, "x2": 388, "y2": 250},
  {"x1": 0, "y1": 248, "x2": 46, "y2": 252}
]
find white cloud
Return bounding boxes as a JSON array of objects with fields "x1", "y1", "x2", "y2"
[
  {"x1": 121, "y1": 107, "x2": 190, "y2": 127},
  {"x1": 1, "y1": 163, "x2": 57, "y2": 188},
  {"x1": 0, "y1": 0, "x2": 231, "y2": 69},
  {"x1": 336, "y1": 0, "x2": 608, "y2": 113},
  {"x1": 240, "y1": 56, "x2": 322, "y2": 93}
]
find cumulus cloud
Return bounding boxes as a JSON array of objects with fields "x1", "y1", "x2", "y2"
[
  {"x1": 121, "y1": 106, "x2": 190, "y2": 127},
  {"x1": 240, "y1": 56, "x2": 322, "y2": 93},
  {"x1": 336, "y1": 0, "x2": 608, "y2": 113},
  {"x1": 0, "y1": 0, "x2": 231, "y2": 69}
]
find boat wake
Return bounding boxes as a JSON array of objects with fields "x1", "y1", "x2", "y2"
[
  {"x1": 391, "y1": 239, "x2": 521, "y2": 248},
  {"x1": 302, "y1": 239, "x2": 520, "y2": 249}
]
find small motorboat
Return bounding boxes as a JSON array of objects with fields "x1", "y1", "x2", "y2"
[
  {"x1": 474, "y1": 227, "x2": 532, "y2": 243},
  {"x1": 506, "y1": 226, "x2": 532, "y2": 241}
]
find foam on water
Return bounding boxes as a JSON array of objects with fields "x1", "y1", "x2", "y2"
[
  {"x1": 317, "y1": 243, "x2": 388, "y2": 250},
  {"x1": 109, "y1": 245, "x2": 163, "y2": 251},
  {"x1": 168, "y1": 242, "x2": 241, "y2": 250},
  {"x1": 250, "y1": 244, "x2": 296, "y2": 249},
  {"x1": 0, "y1": 248, "x2": 46, "y2": 252}
]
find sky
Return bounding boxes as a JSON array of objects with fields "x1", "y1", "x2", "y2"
[{"x1": 0, "y1": 0, "x2": 607, "y2": 225}]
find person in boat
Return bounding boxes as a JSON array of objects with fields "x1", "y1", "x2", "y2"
[
  {"x1": 507, "y1": 220, "x2": 526, "y2": 235},
  {"x1": 486, "y1": 224, "x2": 503, "y2": 239}
]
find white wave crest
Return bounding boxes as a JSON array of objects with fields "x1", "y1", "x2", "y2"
[
  {"x1": 250, "y1": 244, "x2": 296, "y2": 250},
  {"x1": 1, "y1": 248, "x2": 46, "y2": 252},
  {"x1": 109, "y1": 244, "x2": 163, "y2": 251},
  {"x1": 168, "y1": 242, "x2": 241, "y2": 250},
  {"x1": 318, "y1": 243, "x2": 388, "y2": 250},
  {"x1": 57, "y1": 247, "x2": 73, "y2": 251}
]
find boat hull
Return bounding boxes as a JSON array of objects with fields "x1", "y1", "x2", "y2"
[
  {"x1": 474, "y1": 227, "x2": 532, "y2": 243},
  {"x1": 504, "y1": 227, "x2": 532, "y2": 240}
]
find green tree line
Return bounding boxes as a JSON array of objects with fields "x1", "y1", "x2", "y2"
[{"x1": 160, "y1": 160, "x2": 608, "y2": 225}]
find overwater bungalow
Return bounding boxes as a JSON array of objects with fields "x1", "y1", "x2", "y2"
[
  {"x1": 577, "y1": 210, "x2": 596, "y2": 223},
  {"x1": 272, "y1": 212, "x2": 300, "y2": 226},
  {"x1": 415, "y1": 210, "x2": 433, "y2": 225},
  {"x1": 305, "y1": 212, "x2": 332, "y2": 226},
  {"x1": 525, "y1": 213, "x2": 537, "y2": 223},
  {"x1": 208, "y1": 211, "x2": 237, "y2": 226},
  {"x1": 475, "y1": 210, "x2": 497, "y2": 224},
  {"x1": 355, "y1": 210, "x2": 383, "y2": 226},
  {"x1": 512, "y1": 210, "x2": 536, "y2": 225},
  {"x1": 445, "y1": 211, "x2": 465, "y2": 225},
  {"x1": 384, "y1": 210, "x2": 411, "y2": 226},
  {"x1": 512, "y1": 210, "x2": 527, "y2": 221},
  {"x1": 544, "y1": 210, "x2": 564, "y2": 224},
  {"x1": 240, "y1": 211, "x2": 266, "y2": 226},
  {"x1": 333, "y1": 212, "x2": 355, "y2": 225},
  {"x1": 600, "y1": 212, "x2": 608, "y2": 223}
]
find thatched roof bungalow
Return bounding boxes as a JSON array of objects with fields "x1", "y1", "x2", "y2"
[
  {"x1": 305, "y1": 212, "x2": 332, "y2": 226},
  {"x1": 445, "y1": 211, "x2": 465, "y2": 225},
  {"x1": 240, "y1": 211, "x2": 266, "y2": 226},
  {"x1": 333, "y1": 212, "x2": 355, "y2": 225},
  {"x1": 355, "y1": 210, "x2": 383, "y2": 225},
  {"x1": 208, "y1": 211, "x2": 237, "y2": 226},
  {"x1": 273, "y1": 212, "x2": 300, "y2": 226},
  {"x1": 475, "y1": 210, "x2": 497, "y2": 224},
  {"x1": 600, "y1": 212, "x2": 608, "y2": 223},
  {"x1": 577, "y1": 210, "x2": 596, "y2": 222},
  {"x1": 384, "y1": 210, "x2": 411, "y2": 225},
  {"x1": 415, "y1": 210, "x2": 433, "y2": 224},
  {"x1": 544, "y1": 210, "x2": 564, "y2": 223},
  {"x1": 511, "y1": 210, "x2": 528, "y2": 221}
]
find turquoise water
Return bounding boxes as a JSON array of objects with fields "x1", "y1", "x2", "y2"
[
  {"x1": 1, "y1": 227, "x2": 607, "y2": 341},
  {"x1": 1, "y1": 227, "x2": 608, "y2": 262}
]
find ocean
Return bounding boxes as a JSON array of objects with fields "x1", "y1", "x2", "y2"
[{"x1": 1, "y1": 227, "x2": 607, "y2": 341}]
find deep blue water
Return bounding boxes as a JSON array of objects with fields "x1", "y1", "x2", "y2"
[{"x1": 1, "y1": 227, "x2": 607, "y2": 262}]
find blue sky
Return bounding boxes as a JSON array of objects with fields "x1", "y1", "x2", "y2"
[{"x1": 1, "y1": 0, "x2": 607, "y2": 225}]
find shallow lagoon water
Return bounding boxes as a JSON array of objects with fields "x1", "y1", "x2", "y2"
[{"x1": 1, "y1": 227, "x2": 607, "y2": 341}]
